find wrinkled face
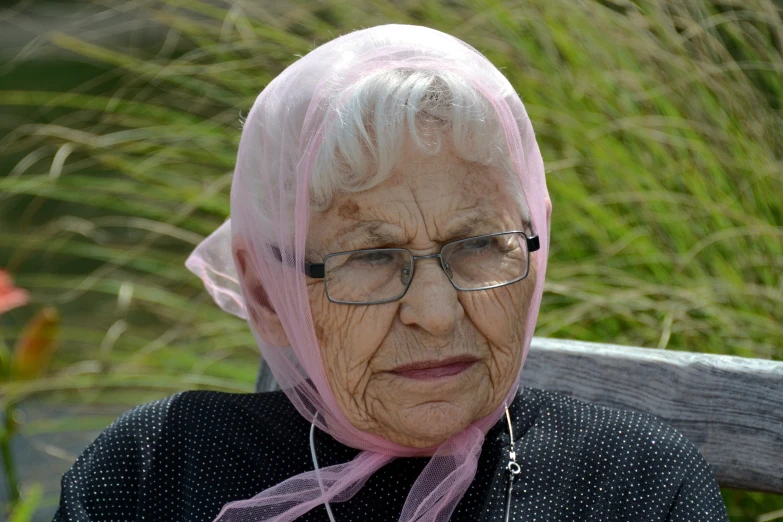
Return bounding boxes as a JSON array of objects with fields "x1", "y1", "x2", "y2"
[{"x1": 301, "y1": 135, "x2": 539, "y2": 449}]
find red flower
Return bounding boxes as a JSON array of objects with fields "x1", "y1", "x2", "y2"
[{"x1": 0, "y1": 270, "x2": 29, "y2": 316}]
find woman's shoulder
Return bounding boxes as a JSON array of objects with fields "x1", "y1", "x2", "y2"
[
  {"x1": 106, "y1": 388, "x2": 307, "y2": 444},
  {"x1": 516, "y1": 387, "x2": 723, "y2": 504},
  {"x1": 54, "y1": 390, "x2": 311, "y2": 521},
  {"x1": 61, "y1": 388, "x2": 307, "y2": 476},
  {"x1": 518, "y1": 385, "x2": 703, "y2": 462},
  {"x1": 516, "y1": 386, "x2": 727, "y2": 519}
]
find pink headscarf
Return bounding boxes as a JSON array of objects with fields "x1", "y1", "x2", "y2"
[{"x1": 186, "y1": 23, "x2": 550, "y2": 522}]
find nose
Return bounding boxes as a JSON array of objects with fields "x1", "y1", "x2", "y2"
[{"x1": 398, "y1": 258, "x2": 463, "y2": 337}]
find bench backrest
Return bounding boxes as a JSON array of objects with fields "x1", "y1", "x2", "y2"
[{"x1": 255, "y1": 337, "x2": 783, "y2": 494}]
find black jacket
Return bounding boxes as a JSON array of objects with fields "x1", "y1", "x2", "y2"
[{"x1": 53, "y1": 386, "x2": 728, "y2": 521}]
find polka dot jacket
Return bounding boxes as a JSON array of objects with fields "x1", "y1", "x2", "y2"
[{"x1": 53, "y1": 386, "x2": 729, "y2": 521}]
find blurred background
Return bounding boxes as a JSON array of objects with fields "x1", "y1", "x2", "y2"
[{"x1": 0, "y1": 0, "x2": 781, "y2": 520}]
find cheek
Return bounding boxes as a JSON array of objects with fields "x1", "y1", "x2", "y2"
[
  {"x1": 307, "y1": 283, "x2": 397, "y2": 392},
  {"x1": 460, "y1": 279, "x2": 532, "y2": 349}
]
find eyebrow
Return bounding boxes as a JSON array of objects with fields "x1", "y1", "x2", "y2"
[
  {"x1": 446, "y1": 211, "x2": 499, "y2": 240},
  {"x1": 448, "y1": 210, "x2": 533, "y2": 236},
  {"x1": 333, "y1": 221, "x2": 404, "y2": 251}
]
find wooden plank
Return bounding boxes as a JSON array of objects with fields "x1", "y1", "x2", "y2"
[
  {"x1": 255, "y1": 337, "x2": 783, "y2": 494},
  {"x1": 521, "y1": 338, "x2": 783, "y2": 494}
]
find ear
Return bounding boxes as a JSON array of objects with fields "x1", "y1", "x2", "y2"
[{"x1": 233, "y1": 237, "x2": 291, "y2": 348}]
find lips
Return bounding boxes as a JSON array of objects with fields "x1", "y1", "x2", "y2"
[{"x1": 388, "y1": 356, "x2": 479, "y2": 380}]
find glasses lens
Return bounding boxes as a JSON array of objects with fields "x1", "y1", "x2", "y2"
[
  {"x1": 442, "y1": 233, "x2": 529, "y2": 290},
  {"x1": 324, "y1": 249, "x2": 413, "y2": 304}
]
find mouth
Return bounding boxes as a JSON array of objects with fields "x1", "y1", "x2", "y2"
[{"x1": 388, "y1": 355, "x2": 479, "y2": 381}]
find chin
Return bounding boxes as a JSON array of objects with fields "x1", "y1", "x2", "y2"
[{"x1": 393, "y1": 400, "x2": 479, "y2": 449}]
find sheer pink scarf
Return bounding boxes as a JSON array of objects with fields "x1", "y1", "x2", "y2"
[{"x1": 186, "y1": 23, "x2": 550, "y2": 522}]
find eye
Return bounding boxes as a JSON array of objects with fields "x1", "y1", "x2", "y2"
[{"x1": 460, "y1": 237, "x2": 493, "y2": 252}]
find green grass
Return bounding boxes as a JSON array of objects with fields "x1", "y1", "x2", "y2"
[{"x1": 0, "y1": 0, "x2": 781, "y2": 519}]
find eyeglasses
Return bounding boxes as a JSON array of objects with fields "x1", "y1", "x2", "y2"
[{"x1": 302, "y1": 231, "x2": 540, "y2": 305}]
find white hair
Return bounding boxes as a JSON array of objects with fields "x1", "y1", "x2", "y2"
[{"x1": 308, "y1": 67, "x2": 527, "y2": 218}]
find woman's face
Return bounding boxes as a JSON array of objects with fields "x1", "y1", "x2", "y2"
[
  {"x1": 236, "y1": 134, "x2": 542, "y2": 449},
  {"x1": 301, "y1": 136, "x2": 539, "y2": 448}
]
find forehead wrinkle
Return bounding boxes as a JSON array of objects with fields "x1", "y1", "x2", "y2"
[{"x1": 332, "y1": 221, "x2": 407, "y2": 250}]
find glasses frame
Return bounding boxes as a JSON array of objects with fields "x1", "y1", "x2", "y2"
[{"x1": 304, "y1": 231, "x2": 540, "y2": 305}]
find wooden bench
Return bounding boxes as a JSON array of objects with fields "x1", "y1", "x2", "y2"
[{"x1": 255, "y1": 337, "x2": 783, "y2": 494}]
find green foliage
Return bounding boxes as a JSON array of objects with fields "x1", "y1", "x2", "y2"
[
  {"x1": 0, "y1": 0, "x2": 781, "y2": 519},
  {"x1": 7, "y1": 483, "x2": 42, "y2": 522}
]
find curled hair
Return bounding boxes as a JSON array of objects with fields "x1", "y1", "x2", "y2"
[{"x1": 309, "y1": 67, "x2": 523, "y2": 213}]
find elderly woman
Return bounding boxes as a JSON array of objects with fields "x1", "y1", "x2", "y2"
[{"x1": 54, "y1": 24, "x2": 728, "y2": 522}]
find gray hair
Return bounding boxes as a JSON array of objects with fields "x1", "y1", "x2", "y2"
[{"x1": 309, "y1": 67, "x2": 527, "y2": 218}]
